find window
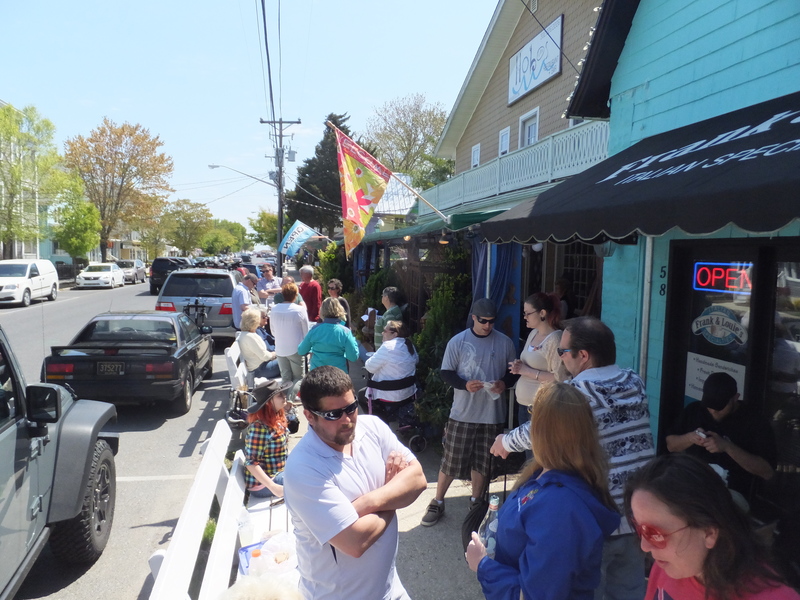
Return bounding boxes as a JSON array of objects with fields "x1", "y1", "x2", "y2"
[
  {"x1": 569, "y1": 117, "x2": 585, "y2": 128},
  {"x1": 471, "y1": 144, "x2": 481, "y2": 168},
  {"x1": 519, "y1": 108, "x2": 540, "y2": 149},
  {"x1": 498, "y1": 128, "x2": 510, "y2": 157}
]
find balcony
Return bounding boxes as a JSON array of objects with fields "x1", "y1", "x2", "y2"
[{"x1": 420, "y1": 120, "x2": 609, "y2": 217}]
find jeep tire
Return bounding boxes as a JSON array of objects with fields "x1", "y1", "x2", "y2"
[{"x1": 49, "y1": 440, "x2": 116, "y2": 564}]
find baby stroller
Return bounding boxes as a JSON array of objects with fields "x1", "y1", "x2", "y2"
[{"x1": 358, "y1": 373, "x2": 427, "y2": 453}]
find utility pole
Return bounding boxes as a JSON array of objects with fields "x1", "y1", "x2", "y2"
[{"x1": 259, "y1": 117, "x2": 300, "y2": 277}]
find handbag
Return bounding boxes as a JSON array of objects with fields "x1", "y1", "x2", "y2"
[
  {"x1": 286, "y1": 405, "x2": 300, "y2": 434},
  {"x1": 225, "y1": 391, "x2": 249, "y2": 430}
]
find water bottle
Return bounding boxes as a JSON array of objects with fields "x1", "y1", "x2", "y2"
[
  {"x1": 249, "y1": 548, "x2": 266, "y2": 576},
  {"x1": 477, "y1": 495, "x2": 501, "y2": 559}
]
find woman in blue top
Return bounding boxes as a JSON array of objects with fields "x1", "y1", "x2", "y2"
[
  {"x1": 466, "y1": 382, "x2": 621, "y2": 600},
  {"x1": 297, "y1": 297, "x2": 358, "y2": 372}
]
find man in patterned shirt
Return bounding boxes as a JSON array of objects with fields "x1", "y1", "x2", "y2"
[{"x1": 491, "y1": 316, "x2": 654, "y2": 600}]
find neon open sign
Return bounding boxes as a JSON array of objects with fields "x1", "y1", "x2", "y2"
[{"x1": 693, "y1": 262, "x2": 753, "y2": 295}]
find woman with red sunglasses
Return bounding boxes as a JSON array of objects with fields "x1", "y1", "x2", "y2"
[{"x1": 624, "y1": 454, "x2": 798, "y2": 600}]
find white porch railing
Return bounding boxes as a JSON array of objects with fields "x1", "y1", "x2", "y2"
[{"x1": 420, "y1": 120, "x2": 609, "y2": 217}]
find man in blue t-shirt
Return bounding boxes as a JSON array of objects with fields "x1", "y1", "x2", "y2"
[{"x1": 421, "y1": 298, "x2": 518, "y2": 527}]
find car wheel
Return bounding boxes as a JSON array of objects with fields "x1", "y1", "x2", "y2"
[
  {"x1": 21, "y1": 289, "x2": 31, "y2": 307},
  {"x1": 150, "y1": 284, "x2": 158, "y2": 296},
  {"x1": 48, "y1": 285, "x2": 58, "y2": 301},
  {"x1": 172, "y1": 372, "x2": 193, "y2": 415},
  {"x1": 49, "y1": 439, "x2": 116, "y2": 564}
]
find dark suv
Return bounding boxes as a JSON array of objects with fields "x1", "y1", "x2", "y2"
[{"x1": 149, "y1": 257, "x2": 185, "y2": 296}]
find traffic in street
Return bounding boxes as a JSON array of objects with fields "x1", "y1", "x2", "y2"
[{"x1": 0, "y1": 282, "x2": 231, "y2": 600}]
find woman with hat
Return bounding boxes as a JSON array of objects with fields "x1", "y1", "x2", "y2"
[{"x1": 244, "y1": 380, "x2": 294, "y2": 498}]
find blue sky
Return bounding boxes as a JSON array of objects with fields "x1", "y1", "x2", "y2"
[{"x1": 1, "y1": 0, "x2": 497, "y2": 230}]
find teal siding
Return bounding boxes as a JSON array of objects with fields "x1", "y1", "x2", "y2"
[{"x1": 609, "y1": 0, "x2": 800, "y2": 153}]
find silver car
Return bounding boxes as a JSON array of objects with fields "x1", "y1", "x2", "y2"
[
  {"x1": 155, "y1": 269, "x2": 243, "y2": 340},
  {"x1": 117, "y1": 259, "x2": 147, "y2": 284}
]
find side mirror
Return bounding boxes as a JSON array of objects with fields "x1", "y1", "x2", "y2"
[
  {"x1": 26, "y1": 384, "x2": 63, "y2": 423},
  {"x1": 200, "y1": 326, "x2": 213, "y2": 335}
]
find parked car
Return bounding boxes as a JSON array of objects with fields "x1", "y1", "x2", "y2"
[
  {"x1": 117, "y1": 259, "x2": 147, "y2": 284},
  {"x1": 42, "y1": 311, "x2": 213, "y2": 415},
  {"x1": 0, "y1": 325, "x2": 118, "y2": 600},
  {"x1": 0, "y1": 259, "x2": 59, "y2": 307},
  {"x1": 155, "y1": 269, "x2": 243, "y2": 341},
  {"x1": 75, "y1": 263, "x2": 125, "y2": 289},
  {"x1": 241, "y1": 263, "x2": 262, "y2": 278},
  {"x1": 149, "y1": 257, "x2": 186, "y2": 296}
]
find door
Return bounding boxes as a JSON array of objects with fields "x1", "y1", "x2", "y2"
[{"x1": 28, "y1": 263, "x2": 43, "y2": 299}]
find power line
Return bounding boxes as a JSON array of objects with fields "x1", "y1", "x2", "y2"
[
  {"x1": 285, "y1": 174, "x2": 341, "y2": 211},
  {"x1": 202, "y1": 180, "x2": 259, "y2": 205},
  {"x1": 259, "y1": 0, "x2": 277, "y2": 130},
  {"x1": 517, "y1": 0, "x2": 580, "y2": 76}
]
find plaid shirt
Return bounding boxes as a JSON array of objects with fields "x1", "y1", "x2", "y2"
[{"x1": 244, "y1": 421, "x2": 287, "y2": 489}]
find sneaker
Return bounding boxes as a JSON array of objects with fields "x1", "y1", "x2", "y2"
[
  {"x1": 421, "y1": 499, "x2": 444, "y2": 527},
  {"x1": 469, "y1": 497, "x2": 482, "y2": 511}
]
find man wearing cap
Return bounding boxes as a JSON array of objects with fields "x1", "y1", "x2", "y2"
[
  {"x1": 666, "y1": 371, "x2": 776, "y2": 497},
  {"x1": 421, "y1": 298, "x2": 518, "y2": 527},
  {"x1": 284, "y1": 366, "x2": 426, "y2": 600},
  {"x1": 232, "y1": 273, "x2": 258, "y2": 330}
]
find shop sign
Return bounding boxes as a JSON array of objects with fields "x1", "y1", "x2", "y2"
[
  {"x1": 508, "y1": 15, "x2": 562, "y2": 104},
  {"x1": 692, "y1": 262, "x2": 753, "y2": 295},
  {"x1": 691, "y1": 305, "x2": 748, "y2": 346},
  {"x1": 685, "y1": 352, "x2": 746, "y2": 401}
]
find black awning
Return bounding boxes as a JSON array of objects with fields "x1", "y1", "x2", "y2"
[{"x1": 482, "y1": 91, "x2": 800, "y2": 244}]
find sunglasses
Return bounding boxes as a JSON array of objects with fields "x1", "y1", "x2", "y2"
[
  {"x1": 476, "y1": 316, "x2": 496, "y2": 325},
  {"x1": 630, "y1": 517, "x2": 690, "y2": 549},
  {"x1": 556, "y1": 347, "x2": 574, "y2": 356},
  {"x1": 309, "y1": 399, "x2": 359, "y2": 421},
  {"x1": 327, "y1": 286, "x2": 337, "y2": 290}
]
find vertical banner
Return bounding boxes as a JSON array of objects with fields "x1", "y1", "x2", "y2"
[
  {"x1": 332, "y1": 127, "x2": 392, "y2": 255},
  {"x1": 278, "y1": 220, "x2": 321, "y2": 258}
]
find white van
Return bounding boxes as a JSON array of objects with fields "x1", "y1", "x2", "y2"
[{"x1": 0, "y1": 259, "x2": 59, "y2": 307}]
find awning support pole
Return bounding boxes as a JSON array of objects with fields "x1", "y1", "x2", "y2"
[{"x1": 639, "y1": 236, "x2": 653, "y2": 384}]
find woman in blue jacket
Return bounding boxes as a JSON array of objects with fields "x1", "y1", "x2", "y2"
[
  {"x1": 297, "y1": 297, "x2": 358, "y2": 372},
  {"x1": 466, "y1": 383, "x2": 620, "y2": 600}
]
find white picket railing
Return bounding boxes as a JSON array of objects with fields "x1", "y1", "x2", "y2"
[{"x1": 420, "y1": 120, "x2": 609, "y2": 216}]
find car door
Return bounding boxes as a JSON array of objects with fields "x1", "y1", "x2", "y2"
[
  {"x1": 178, "y1": 314, "x2": 211, "y2": 374},
  {"x1": 0, "y1": 333, "x2": 46, "y2": 593},
  {"x1": 28, "y1": 263, "x2": 43, "y2": 299}
]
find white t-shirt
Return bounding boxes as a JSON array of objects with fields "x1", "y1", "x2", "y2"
[
  {"x1": 269, "y1": 302, "x2": 310, "y2": 357},
  {"x1": 364, "y1": 337, "x2": 418, "y2": 402},
  {"x1": 284, "y1": 415, "x2": 415, "y2": 600}
]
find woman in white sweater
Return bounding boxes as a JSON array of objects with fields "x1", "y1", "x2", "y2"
[{"x1": 363, "y1": 320, "x2": 418, "y2": 422}]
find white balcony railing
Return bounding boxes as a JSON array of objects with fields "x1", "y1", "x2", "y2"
[{"x1": 420, "y1": 120, "x2": 609, "y2": 216}]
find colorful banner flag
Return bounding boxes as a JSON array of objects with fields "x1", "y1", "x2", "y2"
[
  {"x1": 278, "y1": 220, "x2": 321, "y2": 258},
  {"x1": 333, "y1": 127, "x2": 392, "y2": 255}
]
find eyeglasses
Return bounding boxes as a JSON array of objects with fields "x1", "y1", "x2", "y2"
[
  {"x1": 309, "y1": 400, "x2": 359, "y2": 421},
  {"x1": 476, "y1": 316, "x2": 496, "y2": 325},
  {"x1": 556, "y1": 347, "x2": 574, "y2": 356},
  {"x1": 327, "y1": 286, "x2": 337, "y2": 290},
  {"x1": 523, "y1": 311, "x2": 535, "y2": 318},
  {"x1": 630, "y1": 517, "x2": 691, "y2": 549}
]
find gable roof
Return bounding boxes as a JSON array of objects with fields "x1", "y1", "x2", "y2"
[
  {"x1": 435, "y1": 0, "x2": 524, "y2": 159},
  {"x1": 567, "y1": 0, "x2": 641, "y2": 119}
]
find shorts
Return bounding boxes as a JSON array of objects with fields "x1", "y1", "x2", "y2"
[{"x1": 440, "y1": 419, "x2": 504, "y2": 480}]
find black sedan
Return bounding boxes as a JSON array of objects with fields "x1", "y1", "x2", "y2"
[{"x1": 42, "y1": 311, "x2": 213, "y2": 415}]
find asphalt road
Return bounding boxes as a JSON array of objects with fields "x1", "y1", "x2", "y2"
[{"x1": 0, "y1": 278, "x2": 491, "y2": 600}]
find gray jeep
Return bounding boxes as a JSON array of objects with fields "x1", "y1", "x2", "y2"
[{"x1": 0, "y1": 325, "x2": 118, "y2": 600}]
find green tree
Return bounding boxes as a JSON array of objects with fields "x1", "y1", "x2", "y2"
[
  {"x1": 214, "y1": 219, "x2": 250, "y2": 251},
  {"x1": 51, "y1": 196, "x2": 101, "y2": 260},
  {"x1": 411, "y1": 154, "x2": 455, "y2": 190},
  {"x1": 249, "y1": 210, "x2": 279, "y2": 247},
  {"x1": 64, "y1": 117, "x2": 174, "y2": 261},
  {"x1": 165, "y1": 199, "x2": 212, "y2": 255},
  {"x1": 286, "y1": 113, "x2": 358, "y2": 237},
  {"x1": 0, "y1": 104, "x2": 66, "y2": 259},
  {"x1": 364, "y1": 94, "x2": 448, "y2": 174},
  {"x1": 201, "y1": 228, "x2": 237, "y2": 255}
]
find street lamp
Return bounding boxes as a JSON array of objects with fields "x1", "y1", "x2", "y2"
[{"x1": 208, "y1": 164, "x2": 283, "y2": 275}]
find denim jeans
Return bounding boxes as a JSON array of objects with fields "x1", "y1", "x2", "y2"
[
  {"x1": 248, "y1": 471, "x2": 284, "y2": 498},
  {"x1": 253, "y1": 359, "x2": 281, "y2": 380},
  {"x1": 593, "y1": 534, "x2": 647, "y2": 600}
]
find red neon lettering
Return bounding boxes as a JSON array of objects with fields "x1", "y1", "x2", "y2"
[
  {"x1": 725, "y1": 269, "x2": 739, "y2": 290},
  {"x1": 711, "y1": 267, "x2": 725, "y2": 287},
  {"x1": 740, "y1": 269, "x2": 752, "y2": 290},
  {"x1": 696, "y1": 267, "x2": 711, "y2": 286}
]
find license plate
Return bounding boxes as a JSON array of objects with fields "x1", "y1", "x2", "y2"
[{"x1": 98, "y1": 362, "x2": 125, "y2": 376}]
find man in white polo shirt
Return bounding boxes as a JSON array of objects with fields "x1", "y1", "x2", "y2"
[{"x1": 284, "y1": 366, "x2": 426, "y2": 600}]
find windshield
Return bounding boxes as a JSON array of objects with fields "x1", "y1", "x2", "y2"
[
  {"x1": 0, "y1": 265, "x2": 28, "y2": 277},
  {"x1": 76, "y1": 318, "x2": 177, "y2": 343},
  {"x1": 162, "y1": 274, "x2": 233, "y2": 297},
  {"x1": 117, "y1": 261, "x2": 134, "y2": 268},
  {"x1": 85, "y1": 265, "x2": 111, "y2": 272}
]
